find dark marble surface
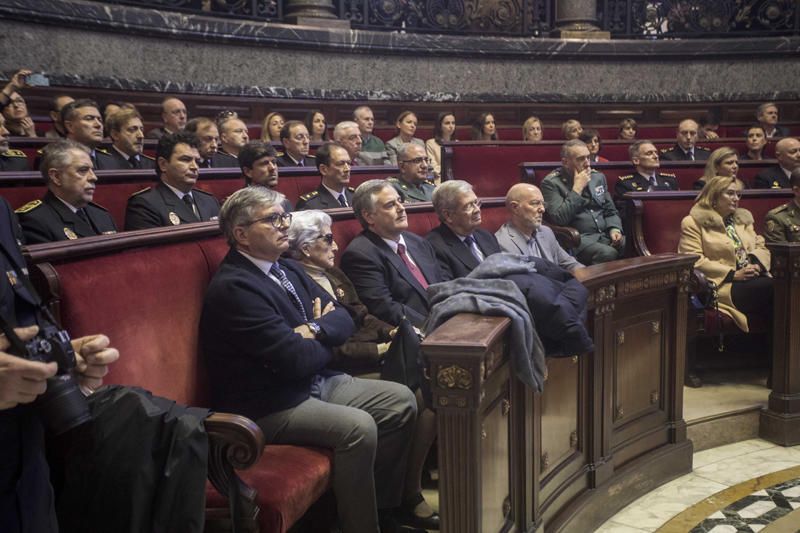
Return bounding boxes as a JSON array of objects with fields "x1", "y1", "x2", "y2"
[{"x1": 3, "y1": 0, "x2": 800, "y2": 60}]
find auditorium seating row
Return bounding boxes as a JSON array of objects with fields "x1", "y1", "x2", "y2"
[{"x1": 23, "y1": 198, "x2": 697, "y2": 532}]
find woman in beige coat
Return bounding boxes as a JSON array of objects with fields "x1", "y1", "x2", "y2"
[{"x1": 678, "y1": 175, "x2": 773, "y2": 332}]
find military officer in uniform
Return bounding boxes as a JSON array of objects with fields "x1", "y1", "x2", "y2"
[
  {"x1": 276, "y1": 121, "x2": 315, "y2": 167},
  {"x1": 388, "y1": 143, "x2": 435, "y2": 203},
  {"x1": 660, "y1": 119, "x2": 710, "y2": 161},
  {"x1": 124, "y1": 131, "x2": 219, "y2": 230},
  {"x1": 16, "y1": 140, "x2": 117, "y2": 243},
  {"x1": 0, "y1": 114, "x2": 29, "y2": 171},
  {"x1": 754, "y1": 137, "x2": 800, "y2": 189},
  {"x1": 615, "y1": 140, "x2": 679, "y2": 203},
  {"x1": 104, "y1": 108, "x2": 155, "y2": 170},
  {"x1": 296, "y1": 142, "x2": 355, "y2": 210},
  {"x1": 541, "y1": 139, "x2": 624, "y2": 265},
  {"x1": 765, "y1": 168, "x2": 800, "y2": 243}
]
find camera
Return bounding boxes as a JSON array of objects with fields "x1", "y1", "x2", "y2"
[{"x1": 19, "y1": 320, "x2": 92, "y2": 435}]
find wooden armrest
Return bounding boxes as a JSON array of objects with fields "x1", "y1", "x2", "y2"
[
  {"x1": 689, "y1": 268, "x2": 711, "y2": 296},
  {"x1": 205, "y1": 412, "x2": 265, "y2": 522},
  {"x1": 545, "y1": 223, "x2": 581, "y2": 250}
]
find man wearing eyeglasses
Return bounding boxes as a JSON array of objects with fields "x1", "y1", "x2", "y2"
[
  {"x1": 426, "y1": 180, "x2": 501, "y2": 279},
  {"x1": 124, "y1": 131, "x2": 220, "y2": 230},
  {"x1": 146, "y1": 97, "x2": 188, "y2": 140},
  {"x1": 200, "y1": 186, "x2": 419, "y2": 533},
  {"x1": 296, "y1": 142, "x2": 355, "y2": 210},
  {"x1": 277, "y1": 121, "x2": 315, "y2": 167},
  {"x1": 389, "y1": 144, "x2": 435, "y2": 203}
]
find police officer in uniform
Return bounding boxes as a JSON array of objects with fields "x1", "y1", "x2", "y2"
[
  {"x1": 388, "y1": 143, "x2": 435, "y2": 204},
  {"x1": 753, "y1": 138, "x2": 800, "y2": 189},
  {"x1": 124, "y1": 131, "x2": 219, "y2": 230},
  {"x1": 541, "y1": 139, "x2": 624, "y2": 265},
  {"x1": 16, "y1": 140, "x2": 117, "y2": 244},
  {"x1": 296, "y1": 142, "x2": 355, "y2": 210},
  {"x1": 615, "y1": 140, "x2": 679, "y2": 203},
  {"x1": 659, "y1": 119, "x2": 710, "y2": 161},
  {"x1": 0, "y1": 114, "x2": 29, "y2": 171},
  {"x1": 765, "y1": 168, "x2": 800, "y2": 243}
]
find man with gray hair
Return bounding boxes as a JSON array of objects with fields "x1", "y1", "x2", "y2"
[
  {"x1": 199, "y1": 186, "x2": 418, "y2": 533},
  {"x1": 354, "y1": 106, "x2": 390, "y2": 165},
  {"x1": 541, "y1": 139, "x2": 624, "y2": 265},
  {"x1": 425, "y1": 179, "x2": 501, "y2": 279},
  {"x1": 388, "y1": 143, "x2": 435, "y2": 203},
  {"x1": 333, "y1": 121, "x2": 364, "y2": 165},
  {"x1": 59, "y1": 99, "x2": 116, "y2": 170},
  {"x1": 496, "y1": 183, "x2": 584, "y2": 272},
  {"x1": 16, "y1": 139, "x2": 117, "y2": 243},
  {"x1": 757, "y1": 102, "x2": 789, "y2": 138},
  {"x1": 341, "y1": 179, "x2": 445, "y2": 328}
]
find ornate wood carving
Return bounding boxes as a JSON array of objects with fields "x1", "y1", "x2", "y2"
[{"x1": 437, "y1": 364, "x2": 474, "y2": 390}]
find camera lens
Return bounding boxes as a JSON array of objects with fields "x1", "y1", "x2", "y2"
[{"x1": 36, "y1": 375, "x2": 91, "y2": 435}]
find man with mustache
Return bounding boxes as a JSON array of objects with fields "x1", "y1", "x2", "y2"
[
  {"x1": 16, "y1": 139, "x2": 117, "y2": 243},
  {"x1": 124, "y1": 131, "x2": 220, "y2": 230},
  {"x1": 105, "y1": 108, "x2": 155, "y2": 170},
  {"x1": 388, "y1": 144, "x2": 435, "y2": 203}
]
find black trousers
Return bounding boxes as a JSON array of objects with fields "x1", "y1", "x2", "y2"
[{"x1": 731, "y1": 276, "x2": 773, "y2": 323}]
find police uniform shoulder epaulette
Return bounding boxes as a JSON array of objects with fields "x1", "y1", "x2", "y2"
[
  {"x1": 276, "y1": 151, "x2": 285, "y2": 157},
  {"x1": 387, "y1": 177, "x2": 399, "y2": 183},
  {"x1": 4, "y1": 149, "x2": 27, "y2": 158},
  {"x1": 618, "y1": 174, "x2": 634, "y2": 181},
  {"x1": 660, "y1": 172, "x2": 677, "y2": 177},
  {"x1": 299, "y1": 190, "x2": 319, "y2": 201},
  {"x1": 696, "y1": 146, "x2": 710, "y2": 152},
  {"x1": 543, "y1": 169, "x2": 560, "y2": 180},
  {"x1": 769, "y1": 203, "x2": 789, "y2": 214},
  {"x1": 659, "y1": 148, "x2": 671, "y2": 153},
  {"x1": 141, "y1": 153, "x2": 155, "y2": 161},
  {"x1": 36, "y1": 147, "x2": 44, "y2": 155},
  {"x1": 88, "y1": 201, "x2": 109, "y2": 212},
  {"x1": 423, "y1": 179, "x2": 435, "y2": 186},
  {"x1": 96, "y1": 147, "x2": 109, "y2": 155},
  {"x1": 193, "y1": 188, "x2": 214, "y2": 197},
  {"x1": 15, "y1": 199, "x2": 42, "y2": 214},
  {"x1": 347, "y1": 186, "x2": 355, "y2": 192},
  {"x1": 130, "y1": 187, "x2": 153, "y2": 197}
]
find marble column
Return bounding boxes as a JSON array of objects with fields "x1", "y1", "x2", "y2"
[
  {"x1": 553, "y1": 0, "x2": 610, "y2": 39},
  {"x1": 284, "y1": 0, "x2": 350, "y2": 28}
]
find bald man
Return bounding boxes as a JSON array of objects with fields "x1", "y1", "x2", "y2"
[
  {"x1": 495, "y1": 183, "x2": 584, "y2": 272},
  {"x1": 146, "y1": 97, "x2": 187, "y2": 139},
  {"x1": 659, "y1": 119, "x2": 710, "y2": 161},
  {"x1": 754, "y1": 137, "x2": 800, "y2": 189}
]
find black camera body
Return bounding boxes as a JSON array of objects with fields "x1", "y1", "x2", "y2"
[{"x1": 17, "y1": 321, "x2": 91, "y2": 435}]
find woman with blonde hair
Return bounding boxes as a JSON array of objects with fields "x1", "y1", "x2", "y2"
[
  {"x1": 260, "y1": 111, "x2": 285, "y2": 142},
  {"x1": 693, "y1": 146, "x2": 739, "y2": 190},
  {"x1": 522, "y1": 116, "x2": 543, "y2": 142}
]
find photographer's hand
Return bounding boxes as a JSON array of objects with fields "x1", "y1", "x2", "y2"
[
  {"x1": 72, "y1": 334, "x2": 119, "y2": 392},
  {"x1": 0, "y1": 325, "x2": 57, "y2": 410}
]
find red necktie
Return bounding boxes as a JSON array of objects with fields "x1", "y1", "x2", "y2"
[{"x1": 397, "y1": 243, "x2": 428, "y2": 289}]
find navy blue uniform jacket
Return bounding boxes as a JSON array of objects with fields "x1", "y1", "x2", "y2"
[{"x1": 199, "y1": 250, "x2": 355, "y2": 420}]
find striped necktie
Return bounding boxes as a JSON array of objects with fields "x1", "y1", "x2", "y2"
[{"x1": 270, "y1": 263, "x2": 308, "y2": 321}]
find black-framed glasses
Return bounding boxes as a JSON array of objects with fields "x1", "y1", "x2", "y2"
[
  {"x1": 401, "y1": 157, "x2": 430, "y2": 166},
  {"x1": 244, "y1": 212, "x2": 292, "y2": 229},
  {"x1": 316, "y1": 233, "x2": 335, "y2": 245}
]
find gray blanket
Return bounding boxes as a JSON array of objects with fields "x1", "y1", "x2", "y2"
[{"x1": 425, "y1": 253, "x2": 546, "y2": 392}]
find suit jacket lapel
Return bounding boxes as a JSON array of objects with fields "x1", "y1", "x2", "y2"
[
  {"x1": 364, "y1": 230, "x2": 428, "y2": 300},
  {"x1": 404, "y1": 233, "x2": 440, "y2": 289},
  {"x1": 44, "y1": 192, "x2": 95, "y2": 237},
  {"x1": 439, "y1": 225, "x2": 478, "y2": 272},
  {"x1": 157, "y1": 182, "x2": 196, "y2": 223}
]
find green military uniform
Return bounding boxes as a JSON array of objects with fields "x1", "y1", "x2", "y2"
[
  {"x1": 541, "y1": 167, "x2": 624, "y2": 265},
  {"x1": 0, "y1": 148, "x2": 30, "y2": 171},
  {"x1": 388, "y1": 177, "x2": 435, "y2": 203},
  {"x1": 764, "y1": 200, "x2": 800, "y2": 243}
]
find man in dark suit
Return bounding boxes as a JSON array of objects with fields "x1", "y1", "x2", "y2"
[
  {"x1": 757, "y1": 102, "x2": 790, "y2": 139},
  {"x1": 124, "y1": 131, "x2": 220, "y2": 230},
  {"x1": 104, "y1": 108, "x2": 155, "y2": 170},
  {"x1": 754, "y1": 137, "x2": 800, "y2": 189},
  {"x1": 60, "y1": 99, "x2": 115, "y2": 170},
  {"x1": 185, "y1": 117, "x2": 237, "y2": 168},
  {"x1": 660, "y1": 119, "x2": 710, "y2": 161},
  {"x1": 0, "y1": 114, "x2": 29, "y2": 171},
  {"x1": 277, "y1": 120, "x2": 315, "y2": 167},
  {"x1": 217, "y1": 115, "x2": 249, "y2": 161},
  {"x1": 0, "y1": 195, "x2": 119, "y2": 533},
  {"x1": 296, "y1": 142, "x2": 355, "y2": 210},
  {"x1": 340, "y1": 179, "x2": 446, "y2": 328},
  {"x1": 200, "y1": 186, "x2": 418, "y2": 533},
  {"x1": 145, "y1": 96, "x2": 187, "y2": 140},
  {"x1": 16, "y1": 140, "x2": 117, "y2": 243},
  {"x1": 426, "y1": 180, "x2": 501, "y2": 279}
]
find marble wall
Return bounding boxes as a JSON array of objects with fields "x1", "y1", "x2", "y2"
[{"x1": 2, "y1": 0, "x2": 799, "y2": 103}]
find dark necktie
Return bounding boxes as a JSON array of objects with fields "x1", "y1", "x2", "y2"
[
  {"x1": 687, "y1": 150, "x2": 694, "y2": 161},
  {"x1": 649, "y1": 175, "x2": 658, "y2": 189},
  {"x1": 270, "y1": 263, "x2": 308, "y2": 321},
  {"x1": 182, "y1": 194, "x2": 199, "y2": 220},
  {"x1": 337, "y1": 193, "x2": 348, "y2": 207},
  {"x1": 129, "y1": 156, "x2": 140, "y2": 169},
  {"x1": 464, "y1": 235, "x2": 485, "y2": 263},
  {"x1": 397, "y1": 243, "x2": 428, "y2": 289},
  {"x1": 76, "y1": 208, "x2": 98, "y2": 234}
]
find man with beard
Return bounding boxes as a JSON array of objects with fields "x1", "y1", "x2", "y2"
[
  {"x1": 16, "y1": 139, "x2": 117, "y2": 243},
  {"x1": 239, "y1": 141, "x2": 292, "y2": 212},
  {"x1": 105, "y1": 108, "x2": 155, "y2": 170},
  {"x1": 124, "y1": 131, "x2": 219, "y2": 230},
  {"x1": 296, "y1": 142, "x2": 354, "y2": 210},
  {"x1": 388, "y1": 144, "x2": 435, "y2": 203},
  {"x1": 495, "y1": 183, "x2": 584, "y2": 272}
]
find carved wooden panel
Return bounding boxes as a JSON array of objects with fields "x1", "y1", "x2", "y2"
[
  {"x1": 480, "y1": 392, "x2": 512, "y2": 532},
  {"x1": 539, "y1": 356, "x2": 581, "y2": 479}
]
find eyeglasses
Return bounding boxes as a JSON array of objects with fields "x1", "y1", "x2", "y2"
[
  {"x1": 316, "y1": 233, "x2": 334, "y2": 245},
  {"x1": 461, "y1": 199, "x2": 481, "y2": 213},
  {"x1": 244, "y1": 212, "x2": 292, "y2": 228},
  {"x1": 401, "y1": 157, "x2": 430, "y2": 166}
]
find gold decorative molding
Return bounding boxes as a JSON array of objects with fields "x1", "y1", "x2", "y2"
[
  {"x1": 677, "y1": 268, "x2": 691, "y2": 293},
  {"x1": 595, "y1": 284, "x2": 616, "y2": 315},
  {"x1": 437, "y1": 364, "x2": 473, "y2": 390},
  {"x1": 569, "y1": 430, "x2": 578, "y2": 448},
  {"x1": 651, "y1": 320, "x2": 660, "y2": 334},
  {"x1": 618, "y1": 272, "x2": 678, "y2": 296}
]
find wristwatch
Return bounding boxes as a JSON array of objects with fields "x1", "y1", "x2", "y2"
[{"x1": 306, "y1": 322, "x2": 321, "y2": 337}]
